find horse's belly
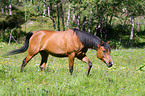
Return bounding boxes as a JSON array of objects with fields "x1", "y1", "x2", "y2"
[{"x1": 48, "y1": 52, "x2": 68, "y2": 57}]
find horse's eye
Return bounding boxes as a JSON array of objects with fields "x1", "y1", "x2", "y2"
[{"x1": 103, "y1": 50, "x2": 106, "y2": 53}]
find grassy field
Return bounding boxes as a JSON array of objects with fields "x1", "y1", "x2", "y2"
[{"x1": 0, "y1": 43, "x2": 145, "y2": 96}]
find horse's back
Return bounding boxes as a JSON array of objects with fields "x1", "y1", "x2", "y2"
[{"x1": 28, "y1": 29, "x2": 84, "y2": 56}]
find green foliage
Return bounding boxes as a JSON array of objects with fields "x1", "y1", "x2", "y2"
[
  {"x1": 109, "y1": 41, "x2": 123, "y2": 49},
  {"x1": 0, "y1": 9, "x2": 26, "y2": 42},
  {"x1": 23, "y1": 1, "x2": 44, "y2": 16},
  {"x1": 0, "y1": 0, "x2": 145, "y2": 48},
  {"x1": 0, "y1": 42, "x2": 6, "y2": 48},
  {"x1": 0, "y1": 44, "x2": 145, "y2": 95},
  {"x1": 0, "y1": 28, "x2": 26, "y2": 42},
  {"x1": 21, "y1": 16, "x2": 54, "y2": 32},
  {"x1": 0, "y1": 10, "x2": 25, "y2": 29}
]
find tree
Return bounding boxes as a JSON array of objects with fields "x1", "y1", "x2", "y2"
[{"x1": 121, "y1": 0, "x2": 144, "y2": 45}]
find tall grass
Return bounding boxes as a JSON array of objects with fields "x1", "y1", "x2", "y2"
[{"x1": 0, "y1": 43, "x2": 145, "y2": 96}]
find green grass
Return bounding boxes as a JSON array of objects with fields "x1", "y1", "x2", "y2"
[{"x1": 0, "y1": 43, "x2": 145, "y2": 96}]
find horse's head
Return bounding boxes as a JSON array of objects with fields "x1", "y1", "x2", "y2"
[{"x1": 96, "y1": 41, "x2": 113, "y2": 67}]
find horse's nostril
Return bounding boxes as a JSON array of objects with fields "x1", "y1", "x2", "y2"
[{"x1": 109, "y1": 62, "x2": 112, "y2": 67}]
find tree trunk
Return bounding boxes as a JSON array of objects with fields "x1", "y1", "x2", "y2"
[
  {"x1": 130, "y1": 16, "x2": 134, "y2": 40},
  {"x1": 31, "y1": 0, "x2": 34, "y2": 4},
  {"x1": 72, "y1": 8, "x2": 75, "y2": 22},
  {"x1": 9, "y1": 4, "x2": 12, "y2": 15},
  {"x1": 82, "y1": 17, "x2": 86, "y2": 31},
  {"x1": 9, "y1": 29, "x2": 18, "y2": 45},
  {"x1": 129, "y1": 16, "x2": 134, "y2": 46},
  {"x1": 50, "y1": 3, "x2": 56, "y2": 31},
  {"x1": 1, "y1": 8, "x2": 4, "y2": 14},
  {"x1": 123, "y1": 14, "x2": 128, "y2": 30},
  {"x1": 52, "y1": 17, "x2": 56, "y2": 31},
  {"x1": 9, "y1": 29, "x2": 12, "y2": 45},
  {"x1": 60, "y1": 3, "x2": 65, "y2": 31},
  {"x1": 25, "y1": 2, "x2": 27, "y2": 31},
  {"x1": 43, "y1": 0, "x2": 46, "y2": 17},
  {"x1": 88, "y1": 28, "x2": 91, "y2": 33},
  {"x1": 48, "y1": 7, "x2": 50, "y2": 17},
  {"x1": 109, "y1": 15, "x2": 113, "y2": 25},
  {"x1": 77, "y1": 16, "x2": 80, "y2": 29},
  {"x1": 57, "y1": 4, "x2": 60, "y2": 31},
  {"x1": 5, "y1": 6, "x2": 8, "y2": 15},
  {"x1": 94, "y1": 24, "x2": 100, "y2": 36},
  {"x1": 98, "y1": 17, "x2": 103, "y2": 38},
  {"x1": 66, "y1": 7, "x2": 70, "y2": 27}
]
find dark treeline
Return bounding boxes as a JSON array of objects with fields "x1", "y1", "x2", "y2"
[{"x1": 0, "y1": 0, "x2": 145, "y2": 48}]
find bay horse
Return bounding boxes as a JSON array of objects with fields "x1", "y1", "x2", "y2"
[{"x1": 5, "y1": 28, "x2": 113, "y2": 75}]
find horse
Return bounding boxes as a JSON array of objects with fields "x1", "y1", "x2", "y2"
[{"x1": 5, "y1": 28, "x2": 113, "y2": 75}]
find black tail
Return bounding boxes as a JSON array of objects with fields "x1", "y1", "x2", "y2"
[{"x1": 5, "y1": 32, "x2": 33, "y2": 56}]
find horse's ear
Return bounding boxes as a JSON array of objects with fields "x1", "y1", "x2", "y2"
[
  {"x1": 97, "y1": 44, "x2": 99, "y2": 48},
  {"x1": 100, "y1": 41, "x2": 104, "y2": 46},
  {"x1": 106, "y1": 41, "x2": 110, "y2": 44}
]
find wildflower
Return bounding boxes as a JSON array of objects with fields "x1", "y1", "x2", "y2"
[
  {"x1": 38, "y1": 73, "x2": 42, "y2": 75},
  {"x1": 121, "y1": 87, "x2": 125, "y2": 89},
  {"x1": 23, "y1": 83, "x2": 27, "y2": 85}
]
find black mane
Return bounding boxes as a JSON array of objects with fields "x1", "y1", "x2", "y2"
[
  {"x1": 72, "y1": 28, "x2": 101, "y2": 49},
  {"x1": 72, "y1": 28, "x2": 111, "y2": 51}
]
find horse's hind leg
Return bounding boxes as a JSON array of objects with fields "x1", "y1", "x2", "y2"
[
  {"x1": 21, "y1": 54, "x2": 34, "y2": 72},
  {"x1": 39, "y1": 51, "x2": 49, "y2": 71}
]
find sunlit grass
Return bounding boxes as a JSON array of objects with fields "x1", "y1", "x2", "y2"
[
  {"x1": 20, "y1": 16, "x2": 54, "y2": 34},
  {"x1": 0, "y1": 43, "x2": 145, "y2": 95}
]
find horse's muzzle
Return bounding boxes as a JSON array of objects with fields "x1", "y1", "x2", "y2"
[{"x1": 107, "y1": 62, "x2": 113, "y2": 68}]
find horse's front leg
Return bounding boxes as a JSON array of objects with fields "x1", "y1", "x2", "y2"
[
  {"x1": 76, "y1": 54, "x2": 92, "y2": 75},
  {"x1": 68, "y1": 53, "x2": 75, "y2": 75},
  {"x1": 82, "y1": 56, "x2": 92, "y2": 75},
  {"x1": 21, "y1": 54, "x2": 33, "y2": 72}
]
